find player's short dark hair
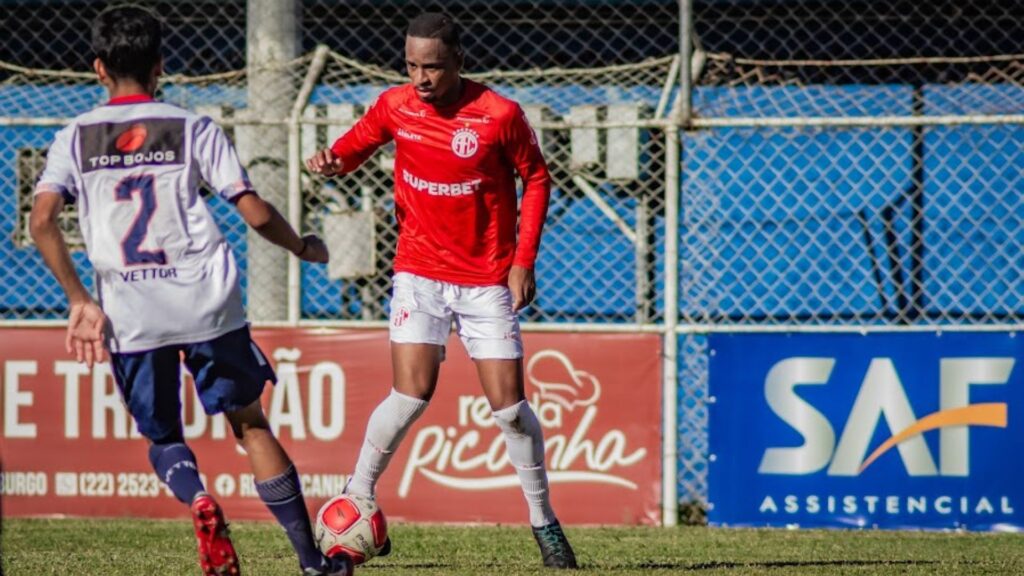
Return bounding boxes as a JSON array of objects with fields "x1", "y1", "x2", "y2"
[
  {"x1": 406, "y1": 12, "x2": 462, "y2": 53},
  {"x1": 92, "y1": 4, "x2": 163, "y2": 85}
]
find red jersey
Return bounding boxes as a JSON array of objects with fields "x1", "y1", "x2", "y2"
[{"x1": 329, "y1": 79, "x2": 550, "y2": 286}]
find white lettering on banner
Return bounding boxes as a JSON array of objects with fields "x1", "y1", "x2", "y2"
[
  {"x1": 115, "y1": 472, "x2": 164, "y2": 497},
  {"x1": 218, "y1": 473, "x2": 347, "y2": 499},
  {"x1": 55, "y1": 361, "x2": 89, "y2": 438},
  {"x1": 54, "y1": 472, "x2": 175, "y2": 498},
  {"x1": 270, "y1": 348, "x2": 306, "y2": 439},
  {"x1": 268, "y1": 348, "x2": 347, "y2": 441},
  {"x1": 302, "y1": 474, "x2": 348, "y2": 498},
  {"x1": 0, "y1": 471, "x2": 47, "y2": 496},
  {"x1": 55, "y1": 472, "x2": 78, "y2": 496},
  {"x1": 758, "y1": 494, "x2": 1015, "y2": 518},
  {"x1": 4, "y1": 360, "x2": 38, "y2": 438},
  {"x1": 759, "y1": 357, "x2": 1013, "y2": 477},
  {"x1": 239, "y1": 474, "x2": 258, "y2": 497},
  {"x1": 399, "y1": 349, "x2": 646, "y2": 497},
  {"x1": 215, "y1": 474, "x2": 237, "y2": 497},
  {"x1": 78, "y1": 472, "x2": 115, "y2": 497},
  {"x1": 308, "y1": 362, "x2": 345, "y2": 440},
  {"x1": 2, "y1": 348, "x2": 341, "y2": 442}
]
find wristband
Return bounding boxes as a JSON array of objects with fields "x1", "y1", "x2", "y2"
[{"x1": 295, "y1": 238, "x2": 308, "y2": 257}]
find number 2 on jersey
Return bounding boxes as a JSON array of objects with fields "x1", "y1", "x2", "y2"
[{"x1": 115, "y1": 175, "x2": 167, "y2": 266}]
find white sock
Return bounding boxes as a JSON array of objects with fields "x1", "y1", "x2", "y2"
[
  {"x1": 492, "y1": 400, "x2": 557, "y2": 527},
  {"x1": 346, "y1": 389, "x2": 429, "y2": 498}
]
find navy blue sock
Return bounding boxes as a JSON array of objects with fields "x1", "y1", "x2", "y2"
[
  {"x1": 148, "y1": 443, "x2": 205, "y2": 504},
  {"x1": 255, "y1": 464, "x2": 323, "y2": 570}
]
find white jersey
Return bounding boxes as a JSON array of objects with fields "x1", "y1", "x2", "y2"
[{"x1": 35, "y1": 96, "x2": 250, "y2": 353}]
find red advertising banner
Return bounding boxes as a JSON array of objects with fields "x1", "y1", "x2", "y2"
[{"x1": 0, "y1": 328, "x2": 662, "y2": 525}]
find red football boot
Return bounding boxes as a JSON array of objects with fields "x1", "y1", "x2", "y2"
[{"x1": 190, "y1": 494, "x2": 241, "y2": 575}]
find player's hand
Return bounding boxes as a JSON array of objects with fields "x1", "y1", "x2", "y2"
[
  {"x1": 508, "y1": 265, "x2": 536, "y2": 312},
  {"x1": 295, "y1": 234, "x2": 329, "y2": 263},
  {"x1": 66, "y1": 300, "x2": 108, "y2": 368},
  {"x1": 305, "y1": 148, "x2": 344, "y2": 176}
]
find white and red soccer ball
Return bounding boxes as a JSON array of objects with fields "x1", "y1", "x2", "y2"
[{"x1": 314, "y1": 494, "x2": 388, "y2": 565}]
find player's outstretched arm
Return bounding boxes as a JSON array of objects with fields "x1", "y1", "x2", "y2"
[
  {"x1": 234, "y1": 192, "x2": 329, "y2": 263},
  {"x1": 30, "y1": 193, "x2": 108, "y2": 367}
]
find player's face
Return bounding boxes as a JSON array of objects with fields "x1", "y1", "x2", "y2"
[{"x1": 405, "y1": 36, "x2": 462, "y2": 106}]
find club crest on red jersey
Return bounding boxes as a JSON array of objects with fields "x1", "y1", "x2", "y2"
[{"x1": 450, "y1": 127, "x2": 480, "y2": 159}]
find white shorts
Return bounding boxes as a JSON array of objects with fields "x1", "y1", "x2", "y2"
[{"x1": 389, "y1": 272, "x2": 523, "y2": 360}]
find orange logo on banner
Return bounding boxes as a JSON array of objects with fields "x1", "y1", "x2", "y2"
[{"x1": 857, "y1": 403, "x2": 1008, "y2": 474}]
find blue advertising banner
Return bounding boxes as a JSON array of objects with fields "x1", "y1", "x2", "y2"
[{"x1": 708, "y1": 332, "x2": 1024, "y2": 530}]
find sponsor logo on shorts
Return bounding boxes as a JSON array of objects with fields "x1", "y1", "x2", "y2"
[{"x1": 393, "y1": 307, "x2": 411, "y2": 327}]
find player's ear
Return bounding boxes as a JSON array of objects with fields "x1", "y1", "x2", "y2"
[{"x1": 93, "y1": 58, "x2": 107, "y2": 82}]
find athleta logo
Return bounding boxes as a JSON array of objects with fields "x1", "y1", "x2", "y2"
[
  {"x1": 399, "y1": 349, "x2": 646, "y2": 496},
  {"x1": 450, "y1": 128, "x2": 479, "y2": 158},
  {"x1": 396, "y1": 128, "x2": 423, "y2": 142},
  {"x1": 759, "y1": 357, "x2": 1012, "y2": 477}
]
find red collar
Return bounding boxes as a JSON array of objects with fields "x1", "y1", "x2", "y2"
[{"x1": 107, "y1": 94, "x2": 155, "y2": 105}]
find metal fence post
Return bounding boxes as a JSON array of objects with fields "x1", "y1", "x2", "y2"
[{"x1": 246, "y1": 0, "x2": 298, "y2": 321}]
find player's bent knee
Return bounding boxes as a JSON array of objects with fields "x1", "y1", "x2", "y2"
[{"x1": 392, "y1": 380, "x2": 436, "y2": 402}]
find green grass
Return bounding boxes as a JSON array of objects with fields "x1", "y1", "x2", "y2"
[{"x1": 4, "y1": 518, "x2": 1024, "y2": 575}]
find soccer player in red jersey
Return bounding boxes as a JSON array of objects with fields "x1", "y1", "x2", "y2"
[{"x1": 306, "y1": 12, "x2": 577, "y2": 570}]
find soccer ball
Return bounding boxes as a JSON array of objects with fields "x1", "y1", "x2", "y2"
[{"x1": 314, "y1": 494, "x2": 388, "y2": 565}]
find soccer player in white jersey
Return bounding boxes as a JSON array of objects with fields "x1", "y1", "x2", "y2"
[{"x1": 30, "y1": 6, "x2": 352, "y2": 576}]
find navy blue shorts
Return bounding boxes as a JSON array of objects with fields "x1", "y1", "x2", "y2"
[{"x1": 111, "y1": 326, "x2": 276, "y2": 443}]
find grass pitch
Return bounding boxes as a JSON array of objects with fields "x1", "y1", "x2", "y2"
[{"x1": 4, "y1": 518, "x2": 1024, "y2": 575}]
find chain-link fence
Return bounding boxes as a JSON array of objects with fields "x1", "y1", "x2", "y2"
[
  {"x1": 4, "y1": 0, "x2": 1023, "y2": 525},
  {"x1": 675, "y1": 0, "x2": 1024, "y2": 520},
  {"x1": 0, "y1": 0, "x2": 678, "y2": 325},
  {"x1": 688, "y1": 0, "x2": 1024, "y2": 327}
]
